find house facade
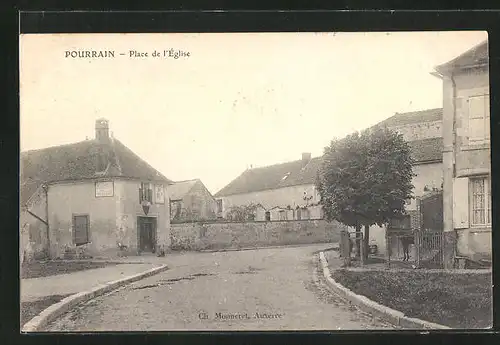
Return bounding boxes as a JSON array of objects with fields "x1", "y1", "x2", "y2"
[
  {"x1": 20, "y1": 119, "x2": 172, "y2": 262},
  {"x1": 433, "y1": 40, "x2": 491, "y2": 267},
  {"x1": 215, "y1": 153, "x2": 324, "y2": 222},
  {"x1": 168, "y1": 179, "x2": 217, "y2": 222}
]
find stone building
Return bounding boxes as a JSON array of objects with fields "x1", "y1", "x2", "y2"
[
  {"x1": 214, "y1": 153, "x2": 324, "y2": 222},
  {"x1": 168, "y1": 179, "x2": 217, "y2": 222},
  {"x1": 20, "y1": 119, "x2": 172, "y2": 261},
  {"x1": 433, "y1": 40, "x2": 491, "y2": 267}
]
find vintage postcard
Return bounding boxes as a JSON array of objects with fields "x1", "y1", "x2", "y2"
[{"x1": 19, "y1": 31, "x2": 492, "y2": 331}]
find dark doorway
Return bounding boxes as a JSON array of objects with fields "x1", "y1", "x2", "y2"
[
  {"x1": 137, "y1": 216, "x2": 157, "y2": 253},
  {"x1": 420, "y1": 192, "x2": 444, "y2": 232}
]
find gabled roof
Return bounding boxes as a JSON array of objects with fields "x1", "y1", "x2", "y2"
[
  {"x1": 167, "y1": 179, "x2": 199, "y2": 201},
  {"x1": 214, "y1": 157, "x2": 322, "y2": 197},
  {"x1": 20, "y1": 138, "x2": 172, "y2": 205},
  {"x1": 375, "y1": 108, "x2": 442, "y2": 128},
  {"x1": 435, "y1": 40, "x2": 488, "y2": 75},
  {"x1": 408, "y1": 137, "x2": 443, "y2": 163},
  {"x1": 215, "y1": 138, "x2": 442, "y2": 198}
]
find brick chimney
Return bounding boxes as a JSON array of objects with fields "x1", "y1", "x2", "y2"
[
  {"x1": 302, "y1": 152, "x2": 311, "y2": 165},
  {"x1": 95, "y1": 118, "x2": 110, "y2": 142}
]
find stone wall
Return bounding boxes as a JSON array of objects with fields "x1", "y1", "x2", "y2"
[
  {"x1": 170, "y1": 219, "x2": 346, "y2": 251},
  {"x1": 20, "y1": 184, "x2": 49, "y2": 263}
]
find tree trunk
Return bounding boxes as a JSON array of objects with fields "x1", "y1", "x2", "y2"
[
  {"x1": 355, "y1": 224, "x2": 361, "y2": 258},
  {"x1": 363, "y1": 224, "x2": 370, "y2": 262}
]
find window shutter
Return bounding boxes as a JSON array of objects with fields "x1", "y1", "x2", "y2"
[
  {"x1": 453, "y1": 177, "x2": 469, "y2": 229},
  {"x1": 73, "y1": 215, "x2": 89, "y2": 245},
  {"x1": 469, "y1": 118, "x2": 485, "y2": 142},
  {"x1": 468, "y1": 95, "x2": 487, "y2": 142}
]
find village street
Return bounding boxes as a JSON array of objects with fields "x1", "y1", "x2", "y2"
[{"x1": 45, "y1": 244, "x2": 395, "y2": 331}]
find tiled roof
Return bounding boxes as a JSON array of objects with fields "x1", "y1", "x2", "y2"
[
  {"x1": 20, "y1": 138, "x2": 172, "y2": 205},
  {"x1": 167, "y1": 179, "x2": 199, "y2": 201},
  {"x1": 215, "y1": 138, "x2": 442, "y2": 197},
  {"x1": 436, "y1": 40, "x2": 488, "y2": 74},
  {"x1": 408, "y1": 137, "x2": 443, "y2": 163},
  {"x1": 214, "y1": 157, "x2": 322, "y2": 197},
  {"x1": 374, "y1": 108, "x2": 442, "y2": 128}
]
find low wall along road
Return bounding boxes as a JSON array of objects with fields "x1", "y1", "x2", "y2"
[{"x1": 170, "y1": 219, "x2": 346, "y2": 251}]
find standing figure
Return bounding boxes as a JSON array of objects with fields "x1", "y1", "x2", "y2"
[{"x1": 400, "y1": 235, "x2": 415, "y2": 261}]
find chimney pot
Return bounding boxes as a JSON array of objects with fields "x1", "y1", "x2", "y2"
[{"x1": 95, "y1": 118, "x2": 110, "y2": 142}]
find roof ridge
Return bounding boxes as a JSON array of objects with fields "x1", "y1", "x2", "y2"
[
  {"x1": 21, "y1": 139, "x2": 95, "y2": 155},
  {"x1": 246, "y1": 156, "x2": 322, "y2": 171},
  {"x1": 173, "y1": 178, "x2": 199, "y2": 183},
  {"x1": 109, "y1": 137, "x2": 123, "y2": 175},
  {"x1": 113, "y1": 139, "x2": 171, "y2": 182}
]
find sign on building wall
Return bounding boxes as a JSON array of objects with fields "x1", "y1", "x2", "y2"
[
  {"x1": 154, "y1": 184, "x2": 165, "y2": 204},
  {"x1": 95, "y1": 181, "x2": 114, "y2": 197}
]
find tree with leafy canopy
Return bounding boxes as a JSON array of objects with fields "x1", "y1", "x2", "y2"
[{"x1": 316, "y1": 126, "x2": 415, "y2": 261}]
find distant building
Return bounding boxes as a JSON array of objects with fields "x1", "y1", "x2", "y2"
[
  {"x1": 20, "y1": 119, "x2": 172, "y2": 262},
  {"x1": 433, "y1": 40, "x2": 491, "y2": 267},
  {"x1": 167, "y1": 179, "x2": 217, "y2": 222},
  {"x1": 214, "y1": 153, "x2": 324, "y2": 222}
]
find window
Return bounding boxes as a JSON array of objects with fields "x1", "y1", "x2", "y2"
[
  {"x1": 296, "y1": 208, "x2": 302, "y2": 220},
  {"x1": 279, "y1": 210, "x2": 287, "y2": 221},
  {"x1": 139, "y1": 182, "x2": 153, "y2": 203},
  {"x1": 73, "y1": 215, "x2": 90, "y2": 246},
  {"x1": 216, "y1": 199, "x2": 223, "y2": 213},
  {"x1": 468, "y1": 95, "x2": 490, "y2": 143},
  {"x1": 470, "y1": 177, "x2": 492, "y2": 227},
  {"x1": 154, "y1": 184, "x2": 165, "y2": 204},
  {"x1": 265, "y1": 211, "x2": 271, "y2": 221}
]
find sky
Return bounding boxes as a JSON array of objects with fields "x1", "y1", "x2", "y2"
[{"x1": 20, "y1": 31, "x2": 488, "y2": 194}]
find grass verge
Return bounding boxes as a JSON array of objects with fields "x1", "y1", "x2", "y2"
[
  {"x1": 21, "y1": 294, "x2": 73, "y2": 327},
  {"x1": 21, "y1": 261, "x2": 121, "y2": 279},
  {"x1": 332, "y1": 269, "x2": 492, "y2": 329}
]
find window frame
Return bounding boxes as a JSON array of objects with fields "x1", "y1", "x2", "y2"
[
  {"x1": 139, "y1": 182, "x2": 153, "y2": 204},
  {"x1": 469, "y1": 176, "x2": 492, "y2": 228}
]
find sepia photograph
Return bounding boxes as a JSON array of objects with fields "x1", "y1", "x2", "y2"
[{"x1": 19, "y1": 31, "x2": 492, "y2": 332}]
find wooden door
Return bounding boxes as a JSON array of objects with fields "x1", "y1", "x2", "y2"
[
  {"x1": 73, "y1": 215, "x2": 89, "y2": 245},
  {"x1": 138, "y1": 217, "x2": 156, "y2": 253}
]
